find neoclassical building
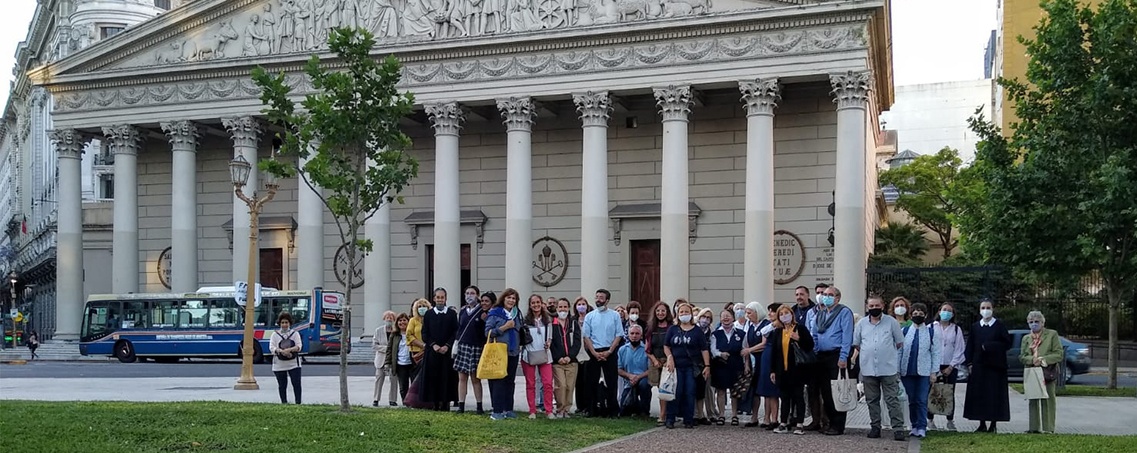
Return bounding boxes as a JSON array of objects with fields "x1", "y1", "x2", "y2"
[{"x1": 30, "y1": 0, "x2": 893, "y2": 340}]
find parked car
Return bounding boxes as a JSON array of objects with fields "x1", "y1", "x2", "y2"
[{"x1": 956, "y1": 330, "x2": 1091, "y2": 384}]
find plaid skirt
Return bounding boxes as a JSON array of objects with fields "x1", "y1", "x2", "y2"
[{"x1": 453, "y1": 342, "x2": 483, "y2": 374}]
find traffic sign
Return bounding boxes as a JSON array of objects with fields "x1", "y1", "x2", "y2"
[{"x1": 233, "y1": 281, "x2": 263, "y2": 308}]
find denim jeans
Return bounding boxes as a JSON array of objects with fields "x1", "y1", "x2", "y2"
[
  {"x1": 274, "y1": 368, "x2": 302, "y2": 404},
  {"x1": 665, "y1": 367, "x2": 697, "y2": 426},
  {"x1": 621, "y1": 377, "x2": 652, "y2": 416},
  {"x1": 489, "y1": 354, "x2": 520, "y2": 414},
  {"x1": 901, "y1": 375, "x2": 930, "y2": 430}
]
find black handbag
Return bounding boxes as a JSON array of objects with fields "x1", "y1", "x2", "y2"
[
  {"x1": 792, "y1": 341, "x2": 817, "y2": 366},
  {"x1": 1042, "y1": 364, "x2": 1059, "y2": 383},
  {"x1": 519, "y1": 321, "x2": 534, "y2": 346}
]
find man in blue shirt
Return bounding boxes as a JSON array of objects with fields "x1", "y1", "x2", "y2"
[
  {"x1": 582, "y1": 288, "x2": 623, "y2": 417},
  {"x1": 617, "y1": 324, "x2": 651, "y2": 417},
  {"x1": 814, "y1": 285, "x2": 855, "y2": 436}
]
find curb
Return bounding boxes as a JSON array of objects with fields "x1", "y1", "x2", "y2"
[
  {"x1": 2, "y1": 360, "x2": 28, "y2": 365},
  {"x1": 909, "y1": 437, "x2": 921, "y2": 453},
  {"x1": 567, "y1": 427, "x2": 662, "y2": 453}
]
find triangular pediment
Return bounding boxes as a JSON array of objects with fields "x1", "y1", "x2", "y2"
[{"x1": 45, "y1": 0, "x2": 823, "y2": 76}]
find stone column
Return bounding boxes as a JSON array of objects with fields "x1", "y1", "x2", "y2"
[
  {"x1": 104, "y1": 125, "x2": 142, "y2": 294},
  {"x1": 222, "y1": 117, "x2": 262, "y2": 284},
  {"x1": 654, "y1": 85, "x2": 693, "y2": 303},
  {"x1": 426, "y1": 102, "x2": 464, "y2": 298},
  {"x1": 297, "y1": 151, "x2": 325, "y2": 290},
  {"x1": 739, "y1": 79, "x2": 780, "y2": 304},
  {"x1": 364, "y1": 201, "x2": 391, "y2": 335},
  {"x1": 162, "y1": 121, "x2": 200, "y2": 293},
  {"x1": 830, "y1": 71, "x2": 871, "y2": 309},
  {"x1": 498, "y1": 96, "x2": 536, "y2": 301},
  {"x1": 50, "y1": 129, "x2": 86, "y2": 340},
  {"x1": 573, "y1": 91, "x2": 612, "y2": 298}
]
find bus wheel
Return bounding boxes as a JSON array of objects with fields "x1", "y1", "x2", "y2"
[{"x1": 114, "y1": 341, "x2": 137, "y2": 363}]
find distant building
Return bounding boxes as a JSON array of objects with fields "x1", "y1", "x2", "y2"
[{"x1": 879, "y1": 80, "x2": 993, "y2": 163}]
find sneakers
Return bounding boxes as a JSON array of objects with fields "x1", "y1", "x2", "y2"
[
  {"x1": 505, "y1": 411, "x2": 517, "y2": 419},
  {"x1": 915, "y1": 429, "x2": 927, "y2": 438},
  {"x1": 547, "y1": 413, "x2": 556, "y2": 420},
  {"x1": 773, "y1": 425, "x2": 789, "y2": 434},
  {"x1": 490, "y1": 413, "x2": 506, "y2": 421},
  {"x1": 893, "y1": 430, "x2": 907, "y2": 441},
  {"x1": 529, "y1": 413, "x2": 537, "y2": 419},
  {"x1": 867, "y1": 427, "x2": 881, "y2": 438},
  {"x1": 793, "y1": 426, "x2": 805, "y2": 435},
  {"x1": 946, "y1": 421, "x2": 956, "y2": 431}
]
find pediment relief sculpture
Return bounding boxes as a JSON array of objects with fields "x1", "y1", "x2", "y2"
[{"x1": 140, "y1": 0, "x2": 731, "y2": 67}]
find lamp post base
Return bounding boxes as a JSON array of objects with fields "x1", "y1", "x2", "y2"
[{"x1": 234, "y1": 379, "x2": 260, "y2": 390}]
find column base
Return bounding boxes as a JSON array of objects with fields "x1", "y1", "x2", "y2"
[{"x1": 234, "y1": 379, "x2": 260, "y2": 390}]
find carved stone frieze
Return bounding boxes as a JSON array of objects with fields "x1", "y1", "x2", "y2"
[
  {"x1": 53, "y1": 25, "x2": 866, "y2": 113},
  {"x1": 738, "y1": 78, "x2": 779, "y2": 116}
]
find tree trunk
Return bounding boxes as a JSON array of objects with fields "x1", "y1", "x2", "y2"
[
  {"x1": 340, "y1": 240, "x2": 356, "y2": 411},
  {"x1": 1106, "y1": 280, "x2": 1120, "y2": 390}
]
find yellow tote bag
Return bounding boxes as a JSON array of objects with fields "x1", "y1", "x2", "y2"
[{"x1": 476, "y1": 338, "x2": 509, "y2": 380}]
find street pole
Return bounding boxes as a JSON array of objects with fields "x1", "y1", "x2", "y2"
[
  {"x1": 230, "y1": 155, "x2": 277, "y2": 391},
  {"x1": 9, "y1": 272, "x2": 16, "y2": 349}
]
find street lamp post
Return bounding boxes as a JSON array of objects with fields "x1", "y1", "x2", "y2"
[
  {"x1": 8, "y1": 272, "x2": 17, "y2": 349},
  {"x1": 229, "y1": 155, "x2": 279, "y2": 390}
]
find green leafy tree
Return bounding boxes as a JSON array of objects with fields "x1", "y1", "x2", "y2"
[
  {"x1": 252, "y1": 27, "x2": 419, "y2": 410},
  {"x1": 874, "y1": 221, "x2": 930, "y2": 261},
  {"x1": 879, "y1": 147, "x2": 977, "y2": 259},
  {"x1": 968, "y1": 0, "x2": 1137, "y2": 388}
]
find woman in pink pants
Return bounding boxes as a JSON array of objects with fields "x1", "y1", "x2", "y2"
[{"x1": 522, "y1": 294, "x2": 555, "y2": 419}]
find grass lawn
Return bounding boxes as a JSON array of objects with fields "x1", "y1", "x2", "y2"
[
  {"x1": 921, "y1": 432, "x2": 1137, "y2": 453},
  {"x1": 1008, "y1": 383, "x2": 1136, "y2": 397},
  {"x1": 0, "y1": 401, "x2": 652, "y2": 453}
]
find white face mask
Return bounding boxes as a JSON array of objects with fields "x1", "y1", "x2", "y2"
[
  {"x1": 628, "y1": 314, "x2": 639, "y2": 322},
  {"x1": 980, "y1": 308, "x2": 993, "y2": 320},
  {"x1": 417, "y1": 307, "x2": 428, "y2": 316},
  {"x1": 677, "y1": 314, "x2": 692, "y2": 324},
  {"x1": 557, "y1": 311, "x2": 569, "y2": 319},
  {"x1": 894, "y1": 306, "x2": 908, "y2": 316},
  {"x1": 698, "y1": 318, "x2": 711, "y2": 328}
]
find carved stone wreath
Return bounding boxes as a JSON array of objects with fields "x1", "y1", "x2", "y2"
[
  {"x1": 334, "y1": 243, "x2": 365, "y2": 289},
  {"x1": 532, "y1": 236, "x2": 569, "y2": 288}
]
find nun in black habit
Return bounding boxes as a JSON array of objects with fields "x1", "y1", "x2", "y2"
[{"x1": 421, "y1": 287, "x2": 460, "y2": 410}]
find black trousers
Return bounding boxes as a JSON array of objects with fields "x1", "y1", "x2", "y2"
[
  {"x1": 395, "y1": 363, "x2": 414, "y2": 403},
  {"x1": 779, "y1": 379, "x2": 806, "y2": 426},
  {"x1": 589, "y1": 347, "x2": 620, "y2": 416},
  {"x1": 576, "y1": 360, "x2": 594, "y2": 413},
  {"x1": 817, "y1": 350, "x2": 846, "y2": 432},
  {"x1": 274, "y1": 367, "x2": 302, "y2": 404}
]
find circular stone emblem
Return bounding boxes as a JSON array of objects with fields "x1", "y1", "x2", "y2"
[
  {"x1": 157, "y1": 247, "x2": 173, "y2": 289},
  {"x1": 334, "y1": 243, "x2": 365, "y2": 289},
  {"x1": 773, "y1": 230, "x2": 807, "y2": 285},
  {"x1": 532, "y1": 236, "x2": 569, "y2": 288}
]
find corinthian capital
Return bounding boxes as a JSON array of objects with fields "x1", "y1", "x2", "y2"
[
  {"x1": 161, "y1": 121, "x2": 200, "y2": 150},
  {"x1": 830, "y1": 71, "x2": 872, "y2": 110},
  {"x1": 496, "y1": 97, "x2": 536, "y2": 132},
  {"x1": 102, "y1": 124, "x2": 142, "y2": 156},
  {"x1": 573, "y1": 91, "x2": 612, "y2": 127},
  {"x1": 425, "y1": 102, "x2": 464, "y2": 137},
  {"x1": 739, "y1": 78, "x2": 780, "y2": 116},
  {"x1": 222, "y1": 116, "x2": 263, "y2": 148},
  {"x1": 653, "y1": 85, "x2": 692, "y2": 122},
  {"x1": 49, "y1": 129, "x2": 86, "y2": 160}
]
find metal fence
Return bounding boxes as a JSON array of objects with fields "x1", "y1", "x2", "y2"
[{"x1": 866, "y1": 265, "x2": 1137, "y2": 341}]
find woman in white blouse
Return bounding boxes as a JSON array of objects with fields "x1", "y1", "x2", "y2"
[
  {"x1": 930, "y1": 302, "x2": 965, "y2": 431},
  {"x1": 270, "y1": 312, "x2": 303, "y2": 404}
]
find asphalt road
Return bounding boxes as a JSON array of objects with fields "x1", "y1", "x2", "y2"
[
  {"x1": 0, "y1": 360, "x2": 378, "y2": 379},
  {"x1": 1068, "y1": 372, "x2": 1137, "y2": 388}
]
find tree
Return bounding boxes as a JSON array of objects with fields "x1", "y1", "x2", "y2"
[
  {"x1": 968, "y1": 0, "x2": 1137, "y2": 389},
  {"x1": 874, "y1": 221, "x2": 930, "y2": 261},
  {"x1": 879, "y1": 147, "x2": 978, "y2": 258},
  {"x1": 252, "y1": 27, "x2": 419, "y2": 410}
]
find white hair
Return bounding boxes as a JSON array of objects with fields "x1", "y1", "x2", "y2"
[{"x1": 1027, "y1": 311, "x2": 1046, "y2": 324}]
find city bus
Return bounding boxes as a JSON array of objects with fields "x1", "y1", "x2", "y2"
[{"x1": 79, "y1": 287, "x2": 347, "y2": 363}]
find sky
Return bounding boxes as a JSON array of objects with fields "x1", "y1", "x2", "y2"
[{"x1": 0, "y1": 0, "x2": 998, "y2": 109}]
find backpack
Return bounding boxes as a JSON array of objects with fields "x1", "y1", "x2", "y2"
[{"x1": 275, "y1": 331, "x2": 297, "y2": 360}]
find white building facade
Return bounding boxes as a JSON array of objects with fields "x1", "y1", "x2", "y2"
[
  {"x1": 879, "y1": 79, "x2": 993, "y2": 162},
  {"x1": 31, "y1": 0, "x2": 893, "y2": 340},
  {"x1": 1, "y1": 0, "x2": 175, "y2": 339}
]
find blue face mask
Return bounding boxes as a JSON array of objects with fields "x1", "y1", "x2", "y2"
[
  {"x1": 819, "y1": 295, "x2": 835, "y2": 307},
  {"x1": 939, "y1": 311, "x2": 953, "y2": 322},
  {"x1": 1029, "y1": 321, "x2": 1042, "y2": 332}
]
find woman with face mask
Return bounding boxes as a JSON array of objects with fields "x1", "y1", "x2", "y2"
[
  {"x1": 963, "y1": 299, "x2": 1012, "y2": 433},
  {"x1": 899, "y1": 303, "x2": 940, "y2": 438},
  {"x1": 663, "y1": 302, "x2": 712, "y2": 429},
  {"x1": 1019, "y1": 311, "x2": 1062, "y2": 434},
  {"x1": 485, "y1": 288, "x2": 524, "y2": 420},
  {"x1": 551, "y1": 297, "x2": 582, "y2": 418},
  {"x1": 573, "y1": 296, "x2": 595, "y2": 416},
  {"x1": 388, "y1": 313, "x2": 414, "y2": 404},
  {"x1": 929, "y1": 303, "x2": 965, "y2": 431},
  {"x1": 890, "y1": 297, "x2": 913, "y2": 328},
  {"x1": 769, "y1": 305, "x2": 814, "y2": 435},
  {"x1": 453, "y1": 285, "x2": 487, "y2": 414},
  {"x1": 407, "y1": 298, "x2": 431, "y2": 370},
  {"x1": 694, "y1": 306, "x2": 718, "y2": 425},
  {"x1": 646, "y1": 301, "x2": 674, "y2": 426},
  {"x1": 710, "y1": 309, "x2": 746, "y2": 426}
]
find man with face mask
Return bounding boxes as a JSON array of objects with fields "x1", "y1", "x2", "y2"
[
  {"x1": 812, "y1": 285, "x2": 855, "y2": 436},
  {"x1": 853, "y1": 296, "x2": 907, "y2": 441},
  {"x1": 582, "y1": 288, "x2": 623, "y2": 417},
  {"x1": 617, "y1": 324, "x2": 651, "y2": 416}
]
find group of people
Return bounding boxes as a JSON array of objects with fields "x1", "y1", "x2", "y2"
[{"x1": 265, "y1": 281, "x2": 1064, "y2": 436}]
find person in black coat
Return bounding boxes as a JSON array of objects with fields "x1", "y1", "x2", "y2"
[
  {"x1": 963, "y1": 299, "x2": 1013, "y2": 433},
  {"x1": 769, "y1": 305, "x2": 815, "y2": 434},
  {"x1": 421, "y1": 287, "x2": 460, "y2": 411}
]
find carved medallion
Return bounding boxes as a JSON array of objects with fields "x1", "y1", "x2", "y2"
[
  {"x1": 157, "y1": 247, "x2": 173, "y2": 289},
  {"x1": 532, "y1": 236, "x2": 569, "y2": 288},
  {"x1": 334, "y1": 243, "x2": 365, "y2": 289},
  {"x1": 772, "y1": 230, "x2": 806, "y2": 285}
]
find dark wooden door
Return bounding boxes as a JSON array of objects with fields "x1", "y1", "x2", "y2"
[
  {"x1": 630, "y1": 240, "x2": 661, "y2": 307},
  {"x1": 426, "y1": 244, "x2": 472, "y2": 296},
  {"x1": 259, "y1": 248, "x2": 284, "y2": 290}
]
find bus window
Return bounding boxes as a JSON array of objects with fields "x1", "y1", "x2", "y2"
[
  {"x1": 123, "y1": 302, "x2": 147, "y2": 329},
  {"x1": 207, "y1": 299, "x2": 239, "y2": 328},
  {"x1": 183, "y1": 300, "x2": 208, "y2": 328},
  {"x1": 151, "y1": 300, "x2": 178, "y2": 328},
  {"x1": 271, "y1": 297, "x2": 311, "y2": 324}
]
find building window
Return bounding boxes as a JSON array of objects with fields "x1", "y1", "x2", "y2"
[
  {"x1": 154, "y1": 0, "x2": 171, "y2": 9},
  {"x1": 100, "y1": 26, "x2": 125, "y2": 39},
  {"x1": 99, "y1": 175, "x2": 114, "y2": 200}
]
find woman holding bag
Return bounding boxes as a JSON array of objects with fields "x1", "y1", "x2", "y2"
[
  {"x1": 664, "y1": 302, "x2": 712, "y2": 429},
  {"x1": 485, "y1": 288, "x2": 523, "y2": 420},
  {"x1": 522, "y1": 294, "x2": 555, "y2": 419},
  {"x1": 551, "y1": 297, "x2": 582, "y2": 419},
  {"x1": 769, "y1": 305, "x2": 814, "y2": 435},
  {"x1": 646, "y1": 301, "x2": 674, "y2": 426},
  {"x1": 1020, "y1": 311, "x2": 1062, "y2": 434}
]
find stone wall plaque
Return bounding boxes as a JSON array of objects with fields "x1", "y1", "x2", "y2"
[
  {"x1": 532, "y1": 236, "x2": 568, "y2": 287},
  {"x1": 773, "y1": 230, "x2": 806, "y2": 285},
  {"x1": 157, "y1": 246, "x2": 173, "y2": 289}
]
